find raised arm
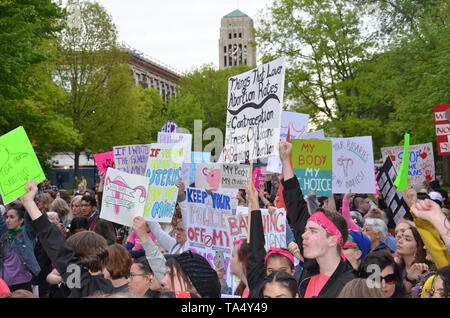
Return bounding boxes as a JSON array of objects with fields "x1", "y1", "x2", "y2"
[
  {"x1": 279, "y1": 141, "x2": 309, "y2": 254},
  {"x1": 245, "y1": 184, "x2": 266, "y2": 296},
  {"x1": 133, "y1": 216, "x2": 166, "y2": 283},
  {"x1": 342, "y1": 189, "x2": 361, "y2": 231}
]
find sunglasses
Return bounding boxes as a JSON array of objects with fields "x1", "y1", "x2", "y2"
[{"x1": 380, "y1": 274, "x2": 396, "y2": 284}]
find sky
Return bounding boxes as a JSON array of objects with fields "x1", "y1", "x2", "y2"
[{"x1": 94, "y1": 0, "x2": 275, "y2": 74}]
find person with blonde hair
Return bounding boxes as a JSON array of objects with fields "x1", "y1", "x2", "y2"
[
  {"x1": 338, "y1": 278, "x2": 385, "y2": 298},
  {"x1": 50, "y1": 198, "x2": 70, "y2": 228}
]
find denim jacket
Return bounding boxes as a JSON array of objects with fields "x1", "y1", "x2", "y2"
[{"x1": 0, "y1": 211, "x2": 41, "y2": 276}]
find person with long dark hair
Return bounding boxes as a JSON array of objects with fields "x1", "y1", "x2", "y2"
[{"x1": 359, "y1": 250, "x2": 407, "y2": 298}]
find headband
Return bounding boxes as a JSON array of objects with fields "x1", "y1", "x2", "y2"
[
  {"x1": 308, "y1": 212, "x2": 346, "y2": 261},
  {"x1": 264, "y1": 247, "x2": 295, "y2": 267}
]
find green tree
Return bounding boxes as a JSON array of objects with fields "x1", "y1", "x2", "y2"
[
  {"x1": 53, "y1": 1, "x2": 155, "y2": 183},
  {"x1": 255, "y1": 0, "x2": 379, "y2": 136},
  {"x1": 0, "y1": 0, "x2": 80, "y2": 173},
  {"x1": 166, "y1": 63, "x2": 251, "y2": 146}
]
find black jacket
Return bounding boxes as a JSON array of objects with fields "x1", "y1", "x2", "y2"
[
  {"x1": 31, "y1": 215, "x2": 113, "y2": 297},
  {"x1": 247, "y1": 209, "x2": 267, "y2": 298},
  {"x1": 282, "y1": 176, "x2": 356, "y2": 298}
]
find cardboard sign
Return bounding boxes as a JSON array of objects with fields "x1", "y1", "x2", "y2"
[
  {"x1": 113, "y1": 144, "x2": 151, "y2": 176},
  {"x1": 291, "y1": 139, "x2": 332, "y2": 196},
  {"x1": 381, "y1": 143, "x2": 435, "y2": 186},
  {"x1": 157, "y1": 132, "x2": 192, "y2": 164},
  {"x1": 100, "y1": 168, "x2": 149, "y2": 227},
  {"x1": 143, "y1": 143, "x2": 185, "y2": 223},
  {"x1": 195, "y1": 163, "x2": 222, "y2": 190},
  {"x1": 93, "y1": 151, "x2": 115, "y2": 174},
  {"x1": 434, "y1": 104, "x2": 450, "y2": 155},
  {"x1": 226, "y1": 206, "x2": 287, "y2": 251},
  {"x1": 185, "y1": 188, "x2": 233, "y2": 287},
  {"x1": 189, "y1": 152, "x2": 211, "y2": 185},
  {"x1": 280, "y1": 111, "x2": 309, "y2": 140},
  {"x1": 224, "y1": 57, "x2": 286, "y2": 163},
  {"x1": 376, "y1": 157, "x2": 411, "y2": 224},
  {"x1": 331, "y1": 136, "x2": 376, "y2": 194},
  {"x1": 0, "y1": 126, "x2": 45, "y2": 204},
  {"x1": 221, "y1": 164, "x2": 250, "y2": 189}
]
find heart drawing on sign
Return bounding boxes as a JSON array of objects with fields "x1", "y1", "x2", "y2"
[{"x1": 390, "y1": 155, "x2": 396, "y2": 162}]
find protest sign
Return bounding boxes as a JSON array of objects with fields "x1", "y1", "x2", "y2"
[
  {"x1": 280, "y1": 111, "x2": 309, "y2": 140},
  {"x1": 195, "y1": 163, "x2": 222, "y2": 190},
  {"x1": 143, "y1": 143, "x2": 185, "y2": 223},
  {"x1": 157, "y1": 132, "x2": 192, "y2": 164},
  {"x1": 0, "y1": 126, "x2": 45, "y2": 204},
  {"x1": 252, "y1": 167, "x2": 266, "y2": 190},
  {"x1": 113, "y1": 144, "x2": 151, "y2": 176},
  {"x1": 100, "y1": 167, "x2": 149, "y2": 227},
  {"x1": 331, "y1": 136, "x2": 376, "y2": 194},
  {"x1": 93, "y1": 151, "x2": 115, "y2": 174},
  {"x1": 376, "y1": 157, "x2": 411, "y2": 224},
  {"x1": 381, "y1": 142, "x2": 435, "y2": 186},
  {"x1": 226, "y1": 206, "x2": 287, "y2": 251},
  {"x1": 189, "y1": 151, "x2": 211, "y2": 185},
  {"x1": 221, "y1": 164, "x2": 250, "y2": 189},
  {"x1": 224, "y1": 57, "x2": 286, "y2": 163},
  {"x1": 302, "y1": 130, "x2": 325, "y2": 140},
  {"x1": 291, "y1": 139, "x2": 332, "y2": 197},
  {"x1": 160, "y1": 120, "x2": 179, "y2": 133},
  {"x1": 185, "y1": 188, "x2": 233, "y2": 287},
  {"x1": 434, "y1": 104, "x2": 450, "y2": 155}
]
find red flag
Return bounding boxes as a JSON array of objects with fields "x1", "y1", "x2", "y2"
[{"x1": 276, "y1": 127, "x2": 292, "y2": 210}]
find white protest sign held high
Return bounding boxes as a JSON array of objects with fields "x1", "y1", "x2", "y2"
[
  {"x1": 113, "y1": 144, "x2": 151, "y2": 176},
  {"x1": 280, "y1": 111, "x2": 309, "y2": 140},
  {"x1": 100, "y1": 167, "x2": 149, "y2": 227},
  {"x1": 220, "y1": 164, "x2": 250, "y2": 189},
  {"x1": 224, "y1": 57, "x2": 286, "y2": 163},
  {"x1": 226, "y1": 206, "x2": 287, "y2": 251},
  {"x1": 157, "y1": 132, "x2": 192, "y2": 165},
  {"x1": 331, "y1": 136, "x2": 376, "y2": 194},
  {"x1": 143, "y1": 143, "x2": 185, "y2": 223},
  {"x1": 380, "y1": 143, "x2": 435, "y2": 186},
  {"x1": 185, "y1": 188, "x2": 233, "y2": 289}
]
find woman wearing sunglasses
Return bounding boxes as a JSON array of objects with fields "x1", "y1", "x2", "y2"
[{"x1": 358, "y1": 250, "x2": 407, "y2": 298}]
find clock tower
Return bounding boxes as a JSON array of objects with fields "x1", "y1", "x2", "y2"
[{"x1": 219, "y1": 9, "x2": 256, "y2": 70}]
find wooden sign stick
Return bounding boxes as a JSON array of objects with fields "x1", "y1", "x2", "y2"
[{"x1": 247, "y1": 160, "x2": 253, "y2": 244}]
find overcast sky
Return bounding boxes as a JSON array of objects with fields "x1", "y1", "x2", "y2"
[{"x1": 94, "y1": 0, "x2": 275, "y2": 74}]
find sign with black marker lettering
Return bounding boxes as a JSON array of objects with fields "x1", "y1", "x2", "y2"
[{"x1": 223, "y1": 57, "x2": 286, "y2": 163}]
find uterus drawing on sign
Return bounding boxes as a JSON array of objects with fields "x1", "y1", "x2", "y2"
[
  {"x1": 337, "y1": 156, "x2": 354, "y2": 178},
  {"x1": 202, "y1": 166, "x2": 221, "y2": 191},
  {"x1": 104, "y1": 176, "x2": 146, "y2": 214}
]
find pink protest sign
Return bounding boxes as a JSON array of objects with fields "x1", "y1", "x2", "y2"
[
  {"x1": 252, "y1": 167, "x2": 266, "y2": 189},
  {"x1": 94, "y1": 151, "x2": 115, "y2": 174}
]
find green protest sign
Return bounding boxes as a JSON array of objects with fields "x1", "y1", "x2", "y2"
[
  {"x1": 0, "y1": 127, "x2": 45, "y2": 204},
  {"x1": 291, "y1": 139, "x2": 332, "y2": 196}
]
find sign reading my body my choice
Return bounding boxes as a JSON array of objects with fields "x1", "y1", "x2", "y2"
[
  {"x1": 291, "y1": 139, "x2": 332, "y2": 196},
  {"x1": 224, "y1": 57, "x2": 286, "y2": 163}
]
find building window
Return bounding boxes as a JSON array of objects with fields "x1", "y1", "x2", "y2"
[
  {"x1": 224, "y1": 46, "x2": 227, "y2": 53},
  {"x1": 229, "y1": 33, "x2": 231, "y2": 39},
  {"x1": 234, "y1": 33, "x2": 237, "y2": 38},
  {"x1": 224, "y1": 56, "x2": 227, "y2": 67},
  {"x1": 239, "y1": 33, "x2": 242, "y2": 38}
]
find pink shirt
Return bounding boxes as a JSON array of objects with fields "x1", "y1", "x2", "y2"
[
  {"x1": 304, "y1": 272, "x2": 330, "y2": 298},
  {"x1": 127, "y1": 230, "x2": 156, "y2": 250}
]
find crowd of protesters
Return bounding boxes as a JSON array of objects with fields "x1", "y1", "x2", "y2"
[{"x1": 0, "y1": 141, "x2": 449, "y2": 298}]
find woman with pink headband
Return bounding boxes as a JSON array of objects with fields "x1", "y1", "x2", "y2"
[
  {"x1": 278, "y1": 141, "x2": 356, "y2": 298},
  {"x1": 243, "y1": 184, "x2": 297, "y2": 298}
]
